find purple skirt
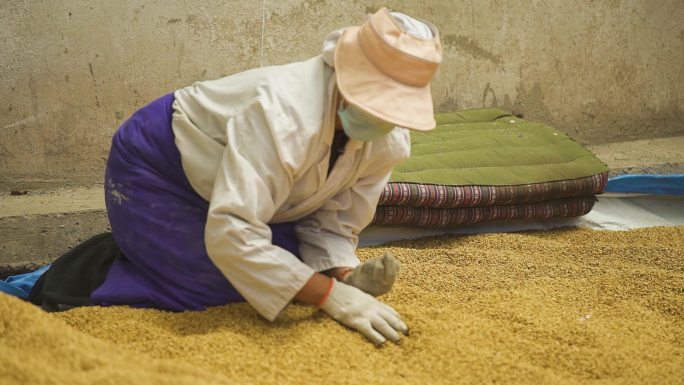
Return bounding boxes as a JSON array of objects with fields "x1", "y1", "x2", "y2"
[{"x1": 91, "y1": 93, "x2": 301, "y2": 311}]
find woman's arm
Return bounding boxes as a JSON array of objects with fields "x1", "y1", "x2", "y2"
[{"x1": 294, "y1": 272, "x2": 333, "y2": 305}]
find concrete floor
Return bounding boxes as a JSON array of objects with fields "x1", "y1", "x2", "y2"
[{"x1": 1, "y1": 136, "x2": 683, "y2": 277}]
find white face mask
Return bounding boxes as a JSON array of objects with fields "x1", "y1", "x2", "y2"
[{"x1": 338, "y1": 101, "x2": 395, "y2": 141}]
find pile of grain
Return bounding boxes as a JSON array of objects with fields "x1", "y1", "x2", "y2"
[{"x1": 1, "y1": 227, "x2": 682, "y2": 384}]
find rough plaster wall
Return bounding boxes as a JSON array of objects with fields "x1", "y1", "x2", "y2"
[{"x1": 1, "y1": 0, "x2": 682, "y2": 189}]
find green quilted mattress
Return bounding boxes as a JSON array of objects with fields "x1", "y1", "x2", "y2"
[{"x1": 373, "y1": 108, "x2": 609, "y2": 226}]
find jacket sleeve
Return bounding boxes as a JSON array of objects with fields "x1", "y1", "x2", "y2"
[
  {"x1": 204, "y1": 101, "x2": 316, "y2": 322},
  {"x1": 295, "y1": 129, "x2": 411, "y2": 272}
]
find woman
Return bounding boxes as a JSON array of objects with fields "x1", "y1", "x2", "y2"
[{"x1": 20, "y1": 8, "x2": 443, "y2": 345}]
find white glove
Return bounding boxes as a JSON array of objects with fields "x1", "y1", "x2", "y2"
[
  {"x1": 319, "y1": 279, "x2": 408, "y2": 345},
  {"x1": 343, "y1": 252, "x2": 400, "y2": 296}
]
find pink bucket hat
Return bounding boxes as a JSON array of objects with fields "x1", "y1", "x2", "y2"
[{"x1": 334, "y1": 8, "x2": 443, "y2": 131}]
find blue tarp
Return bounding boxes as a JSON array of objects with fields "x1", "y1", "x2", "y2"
[
  {"x1": 606, "y1": 174, "x2": 684, "y2": 195},
  {"x1": 0, "y1": 265, "x2": 50, "y2": 300}
]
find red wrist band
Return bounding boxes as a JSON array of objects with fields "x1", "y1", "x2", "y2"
[
  {"x1": 316, "y1": 278, "x2": 335, "y2": 308},
  {"x1": 339, "y1": 268, "x2": 354, "y2": 281}
]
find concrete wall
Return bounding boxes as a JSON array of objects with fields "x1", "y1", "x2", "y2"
[{"x1": 1, "y1": 0, "x2": 682, "y2": 190}]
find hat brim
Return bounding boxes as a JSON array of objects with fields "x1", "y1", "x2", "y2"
[{"x1": 334, "y1": 26, "x2": 436, "y2": 131}]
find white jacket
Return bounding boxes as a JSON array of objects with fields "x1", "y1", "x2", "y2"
[{"x1": 171, "y1": 56, "x2": 411, "y2": 321}]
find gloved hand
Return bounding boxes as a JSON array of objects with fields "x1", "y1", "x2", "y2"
[
  {"x1": 343, "y1": 252, "x2": 400, "y2": 296},
  {"x1": 319, "y1": 278, "x2": 408, "y2": 345}
]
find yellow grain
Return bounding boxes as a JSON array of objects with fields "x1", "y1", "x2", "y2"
[{"x1": 1, "y1": 226, "x2": 682, "y2": 384}]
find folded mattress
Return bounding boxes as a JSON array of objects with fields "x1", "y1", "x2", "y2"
[{"x1": 372, "y1": 108, "x2": 609, "y2": 226}]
